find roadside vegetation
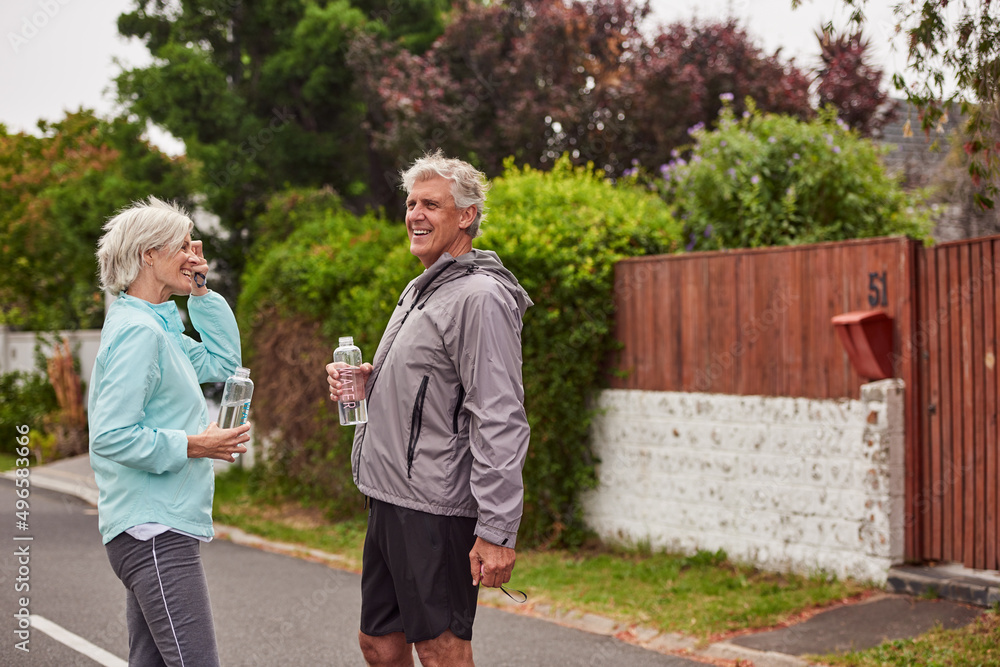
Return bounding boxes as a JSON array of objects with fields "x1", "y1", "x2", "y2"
[
  {"x1": 814, "y1": 609, "x2": 1000, "y2": 667},
  {"x1": 215, "y1": 466, "x2": 1000, "y2": 664},
  {"x1": 214, "y1": 466, "x2": 869, "y2": 641}
]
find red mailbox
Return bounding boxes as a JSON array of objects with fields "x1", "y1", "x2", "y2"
[{"x1": 831, "y1": 310, "x2": 895, "y2": 380}]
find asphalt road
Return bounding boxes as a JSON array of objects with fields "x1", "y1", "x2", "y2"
[{"x1": 0, "y1": 478, "x2": 700, "y2": 666}]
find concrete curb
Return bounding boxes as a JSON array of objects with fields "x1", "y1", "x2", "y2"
[
  {"x1": 888, "y1": 564, "x2": 1000, "y2": 607},
  {"x1": 477, "y1": 589, "x2": 810, "y2": 666},
  {"x1": 700, "y1": 642, "x2": 809, "y2": 667},
  {"x1": 213, "y1": 525, "x2": 356, "y2": 570}
]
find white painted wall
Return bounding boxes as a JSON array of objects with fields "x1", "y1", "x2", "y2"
[
  {"x1": 0, "y1": 328, "x2": 102, "y2": 383},
  {"x1": 583, "y1": 380, "x2": 906, "y2": 583}
]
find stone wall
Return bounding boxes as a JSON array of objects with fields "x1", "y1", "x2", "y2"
[{"x1": 582, "y1": 380, "x2": 906, "y2": 583}]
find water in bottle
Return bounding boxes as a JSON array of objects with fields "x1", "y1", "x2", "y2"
[
  {"x1": 334, "y1": 336, "x2": 368, "y2": 425},
  {"x1": 218, "y1": 367, "x2": 254, "y2": 457}
]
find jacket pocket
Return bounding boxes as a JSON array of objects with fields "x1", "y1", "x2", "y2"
[
  {"x1": 452, "y1": 384, "x2": 466, "y2": 434},
  {"x1": 170, "y1": 463, "x2": 194, "y2": 504},
  {"x1": 406, "y1": 375, "x2": 430, "y2": 479}
]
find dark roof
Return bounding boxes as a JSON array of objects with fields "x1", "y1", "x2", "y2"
[{"x1": 874, "y1": 98, "x2": 964, "y2": 186}]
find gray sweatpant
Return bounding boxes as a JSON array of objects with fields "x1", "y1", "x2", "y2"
[{"x1": 105, "y1": 530, "x2": 220, "y2": 667}]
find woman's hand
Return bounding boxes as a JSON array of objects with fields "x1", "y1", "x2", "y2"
[
  {"x1": 326, "y1": 362, "x2": 373, "y2": 402},
  {"x1": 187, "y1": 422, "x2": 250, "y2": 462},
  {"x1": 190, "y1": 239, "x2": 209, "y2": 296}
]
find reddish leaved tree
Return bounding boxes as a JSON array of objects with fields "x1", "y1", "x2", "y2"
[
  {"x1": 814, "y1": 28, "x2": 895, "y2": 137},
  {"x1": 351, "y1": 1, "x2": 814, "y2": 179}
]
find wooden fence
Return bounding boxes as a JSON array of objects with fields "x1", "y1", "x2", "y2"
[{"x1": 611, "y1": 234, "x2": 1000, "y2": 569}]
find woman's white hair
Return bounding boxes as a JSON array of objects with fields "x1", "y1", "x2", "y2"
[
  {"x1": 400, "y1": 149, "x2": 491, "y2": 238},
  {"x1": 97, "y1": 196, "x2": 194, "y2": 294}
]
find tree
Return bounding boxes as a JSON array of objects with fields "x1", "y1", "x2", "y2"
[
  {"x1": 0, "y1": 111, "x2": 190, "y2": 331},
  {"x1": 350, "y1": 0, "x2": 652, "y2": 178},
  {"x1": 352, "y1": 2, "x2": 813, "y2": 180},
  {"x1": 115, "y1": 0, "x2": 452, "y2": 285},
  {"x1": 626, "y1": 18, "x2": 813, "y2": 168},
  {"x1": 814, "y1": 27, "x2": 895, "y2": 136},
  {"x1": 816, "y1": 0, "x2": 1000, "y2": 207}
]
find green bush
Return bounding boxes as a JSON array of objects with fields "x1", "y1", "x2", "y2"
[
  {"x1": 240, "y1": 159, "x2": 683, "y2": 544},
  {"x1": 658, "y1": 100, "x2": 934, "y2": 251},
  {"x1": 481, "y1": 157, "x2": 682, "y2": 545},
  {"x1": 0, "y1": 370, "x2": 58, "y2": 455},
  {"x1": 237, "y1": 189, "x2": 417, "y2": 512}
]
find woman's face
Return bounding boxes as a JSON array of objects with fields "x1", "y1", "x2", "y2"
[{"x1": 147, "y1": 234, "x2": 198, "y2": 297}]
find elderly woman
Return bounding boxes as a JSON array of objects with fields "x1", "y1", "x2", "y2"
[{"x1": 88, "y1": 196, "x2": 249, "y2": 667}]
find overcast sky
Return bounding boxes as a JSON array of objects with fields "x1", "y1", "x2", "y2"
[{"x1": 0, "y1": 0, "x2": 906, "y2": 155}]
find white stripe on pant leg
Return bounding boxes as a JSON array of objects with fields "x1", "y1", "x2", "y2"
[
  {"x1": 30, "y1": 615, "x2": 127, "y2": 667},
  {"x1": 152, "y1": 534, "x2": 186, "y2": 667}
]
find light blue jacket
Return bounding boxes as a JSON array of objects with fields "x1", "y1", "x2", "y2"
[{"x1": 88, "y1": 291, "x2": 241, "y2": 544}]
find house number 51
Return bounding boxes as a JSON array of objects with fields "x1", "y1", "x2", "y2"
[{"x1": 868, "y1": 271, "x2": 888, "y2": 307}]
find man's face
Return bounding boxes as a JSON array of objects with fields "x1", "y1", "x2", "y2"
[{"x1": 405, "y1": 176, "x2": 475, "y2": 268}]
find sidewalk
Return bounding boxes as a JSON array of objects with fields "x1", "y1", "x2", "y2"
[{"x1": 11, "y1": 454, "x2": 991, "y2": 667}]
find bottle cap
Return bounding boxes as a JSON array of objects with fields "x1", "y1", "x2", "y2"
[
  {"x1": 235, "y1": 367, "x2": 250, "y2": 377},
  {"x1": 339, "y1": 336, "x2": 354, "y2": 347}
]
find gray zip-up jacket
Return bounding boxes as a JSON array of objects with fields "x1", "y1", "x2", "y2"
[{"x1": 352, "y1": 249, "x2": 532, "y2": 548}]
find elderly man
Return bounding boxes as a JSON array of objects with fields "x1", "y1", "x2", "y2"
[{"x1": 327, "y1": 150, "x2": 531, "y2": 666}]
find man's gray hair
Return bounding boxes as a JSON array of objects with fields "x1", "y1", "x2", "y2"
[
  {"x1": 400, "y1": 150, "x2": 491, "y2": 238},
  {"x1": 97, "y1": 196, "x2": 194, "y2": 294}
]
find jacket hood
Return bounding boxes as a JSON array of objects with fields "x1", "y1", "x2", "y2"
[{"x1": 414, "y1": 249, "x2": 533, "y2": 317}]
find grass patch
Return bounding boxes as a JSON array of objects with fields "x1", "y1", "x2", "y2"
[
  {"x1": 213, "y1": 466, "x2": 367, "y2": 570},
  {"x1": 213, "y1": 466, "x2": 870, "y2": 639},
  {"x1": 511, "y1": 546, "x2": 868, "y2": 639},
  {"x1": 814, "y1": 611, "x2": 1000, "y2": 666}
]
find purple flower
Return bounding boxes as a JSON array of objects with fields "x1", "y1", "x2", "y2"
[
  {"x1": 751, "y1": 175, "x2": 760, "y2": 185},
  {"x1": 832, "y1": 145, "x2": 841, "y2": 153},
  {"x1": 793, "y1": 153, "x2": 800, "y2": 160},
  {"x1": 719, "y1": 92, "x2": 735, "y2": 102},
  {"x1": 704, "y1": 224, "x2": 714, "y2": 238},
  {"x1": 687, "y1": 122, "x2": 705, "y2": 136},
  {"x1": 727, "y1": 168, "x2": 736, "y2": 178},
  {"x1": 686, "y1": 233, "x2": 697, "y2": 251},
  {"x1": 768, "y1": 136, "x2": 777, "y2": 143},
  {"x1": 720, "y1": 140, "x2": 728, "y2": 147}
]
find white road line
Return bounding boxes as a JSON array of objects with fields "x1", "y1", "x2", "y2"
[{"x1": 30, "y1": 615, "x2": 127, "y2": 667}]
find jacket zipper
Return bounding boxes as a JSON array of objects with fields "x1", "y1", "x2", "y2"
[
  {"x1": 406, "y1": 375, "x2": 430, "y2": 479},
  {"x1": 355, "y1": 260, "x2": 458, "y2": 481},
  {"x1": 452, "y1": 385, "x2": 466, "y2": 434}
]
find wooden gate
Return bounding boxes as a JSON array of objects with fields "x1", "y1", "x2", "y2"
[{"x1": 912, "y1": 237, "x2": 1000, "y2": 569}]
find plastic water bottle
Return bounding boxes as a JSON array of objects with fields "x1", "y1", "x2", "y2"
[
  {"x1": 334, "y1": 336, "x2": 368, "y2": 425},
  {"x1": 218, "y1": 367, "x2": 254, "y2": 457}
]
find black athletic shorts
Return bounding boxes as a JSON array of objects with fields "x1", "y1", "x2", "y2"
[{"x1": 359, "y1": 498, "x2": 480, "y2": 643}]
